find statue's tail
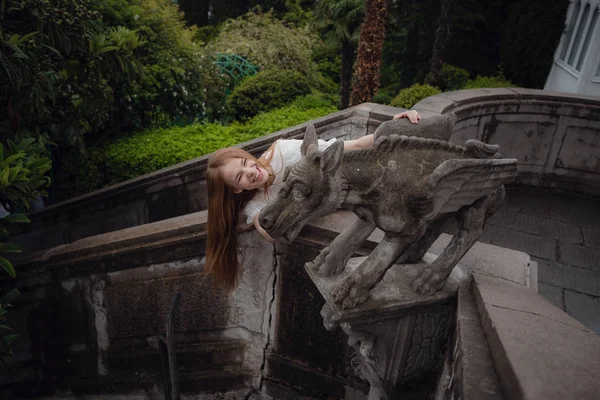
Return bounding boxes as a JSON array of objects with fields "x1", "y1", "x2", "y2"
[{"x1": 465, "y1": 139, "x2": 502, "y2": 159}]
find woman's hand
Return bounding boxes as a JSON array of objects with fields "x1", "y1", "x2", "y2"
[
  {"x1": 393, "y1": 110, "x2": 421, "y2": 124},
  {"x1": 253, "y1": 213, "x2": 276, "y2": 243}
]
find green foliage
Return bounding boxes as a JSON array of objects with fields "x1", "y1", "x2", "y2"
[
  {"x1": 0, "y1": 0, "x2": 120, "y2": 144},
  {"x1": 0, "y1": 288, "x2": 20, "y2": 368},
  {"x1": 60, "y1": 94, "x2": 337, "y2": 199},
  {"x1": 463, "y1": 73, "x2": 514, "y2": 89},
  {"x1": 500, "y1": 0, "x2": 568, "y2": 88},
  {"x1": 227, "y1": 69, "x2": 312, "y2": 120},
  {"x1": 390, "y1": 84, "x2": 441, "y2": 109},
  {"x1": 371, "y1": 92, "x2": 393, "y2": 105},
  {"x1": 0, "y1": 137, "x2": 52, "y2": 368},
  {"x1": 381, "y1": 0, "x2": 439, "y2": 90},
  {"x1": 0, "y1": 0, "x2": 226, "y2": 149},
  {"x1": 439, "y1": 64, "x2": 471, "y2": 91},
  {"x1": 94, "y1": 0, "x2": 227, "y2": 130},
  {"x1": 282, "y1": 0, "x2": 314, "y2": 26},
  {"x1": 206, "y1": 10, "x2": 316, "y2": 77}
]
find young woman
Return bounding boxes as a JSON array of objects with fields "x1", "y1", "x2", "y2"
[{"x1": 205, "y1": 110, "x2": 421, "y2": 290}]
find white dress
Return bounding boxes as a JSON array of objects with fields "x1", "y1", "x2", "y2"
[{"x1": 242, "y1": 138, "x2": 337, "y2": 224}]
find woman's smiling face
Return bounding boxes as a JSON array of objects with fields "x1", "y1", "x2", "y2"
[{"x1": 219, "y1": 157, "x2": 269, "y2": 193}]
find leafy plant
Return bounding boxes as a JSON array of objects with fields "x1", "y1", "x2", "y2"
[
  {"x1": 371, "y1": 92, "x2": 392, "y2": 105},
  {"x1": 227, "y1": 69, "x2": 312, "y2": 120},
  {"x1": 390, "y1": 83, "x2": 441, "y2": 109},
  {"x1": 0, "y1": 137, "x2": 52, "y2": 368},
  {"x1": 439, "y1": 64, "x2": 470, "y2": 91},
  {"x1": 0, "y1": 288, "x2": 20, "y2": 368},
  {"x1": 463, "y1": 72, "x2": 514, "y2": 89},
  {"x1": 60, "y1": 94, "x2": 337, "y2": 198},
  {"x1": 206, "y1": 10, "x2": 316, "y2": 78}
]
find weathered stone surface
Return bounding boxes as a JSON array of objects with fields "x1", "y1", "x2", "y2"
[
  {"x1": 105, "y1": 270, "x2": 229, "y2": 338},
  {"x1": 582, "y1": 226, "x2": 600, "y2": 249},
  {"x1": 474, "y1": 274, "x2": 582, "y2": 329},
  {"x1": 451, "y1": 285, "x2": 504, "y2": 400},
  {"x1": 558, "y1": 241, "x2": 600, "y2": 271},
  {"x1": 564, "y1": 290, "x2": 600, "y2": 334},
  {"x1": 481, "y1": 116, "x2": 558, "y2": 167},
  {"x1": 1, "y1": 210, "x2": 275, "y2": 398},
  {"x1": 479, "y1": 224, "x2": 557, "y2": 261},
  {"x1": 429, "y1": 234, "x2": 532, "y2": 288},
  {"x1": 537, "y1": 282, "x2": 564, "y2": 310},
  {"x1": 472, "y1": 273, "x2": 600, "y2": 400},
  {"x1": 307, "y1": 256, "x2": 456, "y2": 400},
  {"x1": 535, "y1": 257, "x2": 600, "y2": 297},
  {"x1": 268, "y1": 238, "x2": 361, "y2": 398},
  {"x1": 487, "y1": 206, "x2": 583, "y2": 244},
  {"x1": 556, "y1": 125, "x2": 600, "y2": 174}
]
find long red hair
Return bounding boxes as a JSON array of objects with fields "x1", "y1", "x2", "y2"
[{"x1": 204, "y1": 143, "x2": 277, "y2": 292}]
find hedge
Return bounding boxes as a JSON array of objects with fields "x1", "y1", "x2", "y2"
[{"x1": 60, "y1": 94, "x2": 337, "y2": 199}]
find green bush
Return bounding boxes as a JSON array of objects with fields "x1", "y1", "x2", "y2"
[
  {"x1": 0, "y1": 0, "x2": 226, "y2": 148},
  {"x1": 440, "y1": 64, "x2": 470, "y2": 91},
  {"x1": 390, "y1": 84, "x2": 441, "y2": 109},
  {"x1": 0, "y1": 137, "x2": 52, "y2": 367},
  {"x1": 227, "y1": 69, "x2": 312, "y2": 120},
  {"x1": 60, "y1": 94, "x2": 337, "y2": 199},
  {"x1": 95, "y1": 0, "x2": 227, "y2": 130},
  {"x1": 463, "y1": 74, "x2": 514, "y2": 89},
  {"x1": 371, "y1": 92, "x2": 393, "y2": 105},
  {"x1": 207, "y1": 10, "x2": 316, "y2": 77}
]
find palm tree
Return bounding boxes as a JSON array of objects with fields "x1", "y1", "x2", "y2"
[
  {"x1": 351, "y1": 0, "x2": 390, "y2": 105},
  {"x1": 313, "y1": 0, "x2": 364, "y2": 109}
]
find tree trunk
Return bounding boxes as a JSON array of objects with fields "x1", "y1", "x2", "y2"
[
  {"x1": 427, "y1": 0, "x2": 456, "y2": 88},
  {"x1": 350, "y1": 0, "x2": 390, "y2": 105},
  {"x1": 340, "y1": 38, "x2": 356, "y2": 109}
]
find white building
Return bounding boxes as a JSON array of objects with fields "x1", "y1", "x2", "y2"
[{"x1": 545, "y1": 0, "x2": 600, "y2": 95}]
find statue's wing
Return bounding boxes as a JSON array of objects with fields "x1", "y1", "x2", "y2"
[{"x1": 409, "y1": 158, "x2": 518, "y2": 221}]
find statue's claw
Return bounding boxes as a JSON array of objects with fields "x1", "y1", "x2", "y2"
[
  {"x1": 332, "y1": 275, "x2": 370, "y2": 309},
  {"x1": 411, "y1": 265, "x2": 448, "y2": 295},
  {"x1": 306, "y1": 245, "x2": 347, "y2": 277}
]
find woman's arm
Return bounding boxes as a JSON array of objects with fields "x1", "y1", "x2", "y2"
[
  {"x1": 343, "y1": 110, "x2": 421, "y2": 151},
  {"x1": 253, "y1": 213, "x2": 276, "y2": 243}
]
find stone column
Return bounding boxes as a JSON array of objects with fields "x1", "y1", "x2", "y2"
[{"x1": 308, "y1": 255, "x2": 463, "y2": 400}]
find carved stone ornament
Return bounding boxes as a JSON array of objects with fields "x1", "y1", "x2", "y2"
[
  {"x1": 259, "y1": 114, "x2": 516, "y2": 398},
  {"x1": 259, "y1": 113, "x2": 518, "y2": 309},
  {"x1": 314, "y1": 256, "x2": 460, "y2": 399}
]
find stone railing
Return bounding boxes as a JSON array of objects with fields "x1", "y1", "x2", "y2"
[
  {"x1": 3, "y1": 209, "x2": 600, "y2": 399},
  {"x1": 13, "y1": 103, "x2": 392, "y2": 254},
  {"x1": 411, "y1": 88, "x2": 600, "y2": 196},
  {"x1": 14, "y1": 89, "x2": 600, "y2": 255}
]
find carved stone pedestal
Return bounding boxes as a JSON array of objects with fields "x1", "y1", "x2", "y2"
[{"x1": 307, "y1": 254, "x2": 465, "y2": 400}]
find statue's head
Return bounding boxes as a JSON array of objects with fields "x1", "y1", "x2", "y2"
[{"x1": 258, "y1": 124, "x2": 346, "y2": 242}]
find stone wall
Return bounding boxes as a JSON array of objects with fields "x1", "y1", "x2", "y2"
[
  {"x1": 413, "y1": 88, "x2": 600, "y2": 196},
  {"x1": 410, "y1": 88, "x2": 600, "y2": 334},
  {"x1": 0, "y1": 212, "x2": 276, "y2": 399},
  {"x1": 6, "y1": 205, "x2": 600, "y2": 400}
]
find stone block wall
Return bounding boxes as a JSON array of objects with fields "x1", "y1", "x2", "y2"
[
  {"x1": 480, "y1": 186, "x2": 600, "y2": 334},
  {"x1": 411, "y1": 88, "x2": 600, "y2": 334},
  {"x1": 0, "y1": 213, "x2": 276, "y2": 399}
]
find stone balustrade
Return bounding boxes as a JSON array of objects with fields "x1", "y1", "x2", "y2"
[{"x1": 3, "y1": 208, "x2": 600, "y2": 399}]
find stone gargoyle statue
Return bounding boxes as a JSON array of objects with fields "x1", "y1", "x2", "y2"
[{"x1": 258, "y1": 114, "x2": 518, "y2": 309}]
